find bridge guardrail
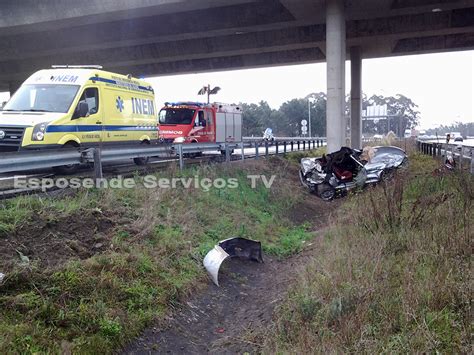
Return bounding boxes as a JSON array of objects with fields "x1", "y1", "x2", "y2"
[
  {"x1": 0, "y1": 138, "x2": 327, "y2": 175},
  {"x1": 243, "y1": 136, "x2": 326, "y2": 142},
  {"x1": 416, "y1": 140, "x2": 473, "y2": 174}
]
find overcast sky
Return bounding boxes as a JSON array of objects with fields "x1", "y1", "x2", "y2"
[
  {"x1": 1, "y1": 50, "x2": 472, "y2": 130},
  {"x1": 147, "y1": 50, "x2": 473, "y2": 130}
]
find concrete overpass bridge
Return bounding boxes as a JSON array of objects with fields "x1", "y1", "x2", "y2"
[{"x1": 1, "y1": 0, "x2": 473, "y2": 152}]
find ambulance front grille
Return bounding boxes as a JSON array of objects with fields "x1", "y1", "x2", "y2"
[{"x1": 0, "y1": 126, "x2": 25, "y2": 152}]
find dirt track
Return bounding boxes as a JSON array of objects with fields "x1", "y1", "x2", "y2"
[{"x1": 122, "y1": 196, "x2": 340, "y2": 354}]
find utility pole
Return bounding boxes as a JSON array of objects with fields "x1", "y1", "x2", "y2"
[
  {"x1": 308, "y1": 99, "x2": 311, "y2": 138},
  {"x1": 308, "y1": 97, "x2": 315, "y2": 138},
  {"x1": 198, "y1": 84, "x2": 221, "y2": 103}
]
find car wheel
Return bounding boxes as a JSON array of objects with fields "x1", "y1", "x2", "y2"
[
  {"x1": 318, "y1": 183, "x2": 336, "y2": 201},
  {"x1": 380, "y1": 169, "x2": 395, "y2": 182}
]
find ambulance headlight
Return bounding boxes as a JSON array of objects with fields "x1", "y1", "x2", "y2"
[
  {"x1": 173, "y1": 137, "x2": 185, "y2": 143},
  {"x1": 32, "y1": 122, "x2": 48, "y2": 141}
]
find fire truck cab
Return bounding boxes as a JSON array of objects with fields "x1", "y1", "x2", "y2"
[{"x1": 158, "y1": 102, "x2": 242, "y2": 144}]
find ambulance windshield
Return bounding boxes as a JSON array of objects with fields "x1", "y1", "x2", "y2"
[
  {"x1": 3, "y1": 84, "x2": 80, "y2": 113},
  {"x1": 159, "y1": 108, "x2": 195, "y2": 125}
]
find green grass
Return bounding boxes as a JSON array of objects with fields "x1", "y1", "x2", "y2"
[
  {"x1": 283, "y1": 147, "x2": 326, "y2": 164},
  {"x1": 263, "y1": 152, "x2": 472, "y2": 353},
  {"x1": 0, "y1": 156, "x2": 310, "y2": 354}
]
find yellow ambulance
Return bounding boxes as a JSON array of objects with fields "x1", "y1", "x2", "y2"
[{"x1": 0, "y1": 65, "x2": 159, "y2": 170}]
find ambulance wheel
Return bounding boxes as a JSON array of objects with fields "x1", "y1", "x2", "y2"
[
  {"x1": 134, "y1": 141, "x2": 150, "y2": 165},
  {"x1": 53, "y1": 142, "x2": 80, "y2": 175}
]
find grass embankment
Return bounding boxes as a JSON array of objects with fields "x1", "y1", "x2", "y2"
[
  {"x1": 264, "y1": 152, "x2": 472, "y2": 353},
  {"x1": 0, "y1": 157, "x2": 313, "y2": 353}
]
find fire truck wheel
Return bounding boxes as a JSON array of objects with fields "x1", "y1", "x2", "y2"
[
  {"x1": 185, "y1": 141, "x2": 202, "y2": 158},
  {"x1": 220, "y1": 149, "x2": 234, "y2": 156}
]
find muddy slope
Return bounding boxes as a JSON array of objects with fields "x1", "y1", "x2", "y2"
[{"x1": 123, "y1": 197, "x2": 340, "y2": 354}]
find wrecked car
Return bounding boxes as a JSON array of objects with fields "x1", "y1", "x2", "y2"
[{"x1": 299, "y1": 146, "x2": 408, "y2": 201}]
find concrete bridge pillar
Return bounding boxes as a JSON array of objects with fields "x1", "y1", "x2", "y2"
[
  {"x1": 350, "y1": 46, "x2": 362, "y2": 149},
  {"x1": 326, "y1": 0, "x2": 346, "y2": 153}
]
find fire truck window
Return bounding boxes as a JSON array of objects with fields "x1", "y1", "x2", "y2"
[
  {"x1": 206, "y1": 110, "x2": 212, "y2": 125},
  {"x1": 198, "y1": 111, "x2": 205, "y2": 126},
  {"x1": 159, "y1": 108, "x2": 195, "y2": 124}
]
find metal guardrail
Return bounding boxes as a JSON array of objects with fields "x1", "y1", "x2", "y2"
[
  {"x1": 0, "y1": 138, "x2": 327, "y2": 175},
  {"x1": 416, "y1": 140, "x2": 474, "y2": 174},
  {"x1": 243, "y1": 136, "x2": 326, "y2": 142}
]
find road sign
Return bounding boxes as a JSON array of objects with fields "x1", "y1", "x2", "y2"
[
  {"x1": 301, "y1": 126, "x2": 308, "y2": 133},
  {"x1": 301, "y1": 119, "x2": 307, "y2": 126}
]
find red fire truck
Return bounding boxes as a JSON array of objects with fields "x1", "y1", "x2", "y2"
[{"x1": 158, "y1": 102, "x2": 242, "y2": 145}]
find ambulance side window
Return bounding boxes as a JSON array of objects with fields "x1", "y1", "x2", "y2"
[{"x1": 74, "y1": 87, "x2": 99, "y2": 118}]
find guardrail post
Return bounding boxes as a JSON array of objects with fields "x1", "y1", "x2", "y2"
[
  {"x1": 255, "y1": 141, "x2": 259, "y2": 159},
  {"x1": 297, "y1": 141, "x2": 300, "y2": 151},
  {"x1": 451, "y1": 146, "x2": 457, "y2": 169},
  {"x1": 459, "y1": 146, "x2": 463, "y2": 171},
  {"x1": 240, "y1": 141, "x2": 245, "y2": 161},
  {"x1": 275, "y1": 141, "x2": 279, "y2": 155},
  {"x1": 303, "y1": 141, "x2": 306, "y2": 151},
  {"x1": 283, "y1": 141, "x2": 287, "y2": 154},
  {"x1": 265, "y1": 141, "x2": 269, "y2": 157},
  {"x1": 225, "y1": 143, "x2": 230, "y2": 163},
  {"x1": 291, "y1": 141, "x2": 294, "y2": 151},
  {"x1": 470, "y1": 148, "x2": 474, "y2": 174},
  {"x1": 178, "y1": 144, "x2": 184, "y2": 170},
  {"x1": 317, "y1": 139, "x2": 320, "y2": 148},
  {"x1": 93, "y1": 148, "x2": 103, "y2": 180}
]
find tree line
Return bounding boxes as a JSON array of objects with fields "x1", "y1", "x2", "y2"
[
  {"x1": 425, "y1": 122, "x2": 474, "y2": 137},
  {"x1": 240, "y1": 93, "x2": 420, "y2": 137}
]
